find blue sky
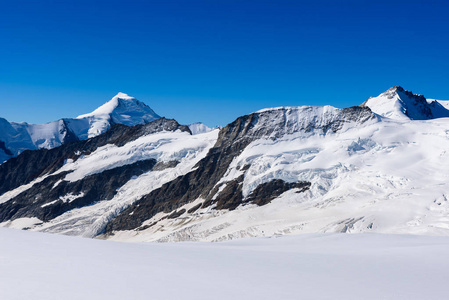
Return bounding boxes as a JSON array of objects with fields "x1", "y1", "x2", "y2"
[{"x1": 1, "y1": 0, "x2": 448, "y2": 127}]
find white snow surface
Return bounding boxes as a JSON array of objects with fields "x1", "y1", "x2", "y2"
[{"x1": 1, "y1": 227, "x2": 449, "y2": 300}]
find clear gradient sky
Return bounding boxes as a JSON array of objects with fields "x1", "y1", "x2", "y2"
[{"x1": 1, "y1": 0, "x2": 448, "y2": 127}]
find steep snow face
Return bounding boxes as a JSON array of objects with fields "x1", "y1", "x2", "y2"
[
  {"x1": 76, "y1": 92, "x2": 160, "y2": 138},
  {"x1": 22, "y1": 119, "x2": 77, "y2": 150},
  {"x1": 188, "y1": 122, "x2": 214, "y2": 135},
  {"x1": 0, "y1": 118, "x2": 77, "y2": 163},
  {"x1": 362, "y1": 86, "x2": 449, "y2": 120},
  {"x1": 0, "y1": 93, "x2": 161, "y2": 163}
]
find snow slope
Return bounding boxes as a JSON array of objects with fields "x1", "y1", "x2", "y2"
[
  {"x1": 1, "y1": 227, "x2": 449, "y2": 300},
  {"x1": 0, "y1": 118, "x2": 73, "y2": 163},
  {"x1": 0, "y1": 93, "x2": 160, "y2": 163}
]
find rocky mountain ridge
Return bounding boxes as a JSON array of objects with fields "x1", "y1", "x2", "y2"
[{"x1": 2, "y1": 86, "x2": 449, "y2": 242}]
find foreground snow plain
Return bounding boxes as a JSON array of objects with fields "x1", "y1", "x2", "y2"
[{"x1": 1, "y1": 228, "x2": 449, "y2": 300}]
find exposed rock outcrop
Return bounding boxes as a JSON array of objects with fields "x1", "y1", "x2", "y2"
[{"x1": 0, "y1": 159, "x2": 156, "y2": 223}]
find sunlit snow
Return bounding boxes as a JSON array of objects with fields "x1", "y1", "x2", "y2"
[{"x1": 1, "y1": 227, "x2": 448, "y2": 300}]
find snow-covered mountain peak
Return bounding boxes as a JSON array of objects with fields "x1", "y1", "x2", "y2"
[
  {"x1": 380, "y1": 85, "x2": 406, "y2": 98},
  {"x1": 362, "y1": 86, "x2": 449, "y2": 120},
  {"x1": 115, "y1": 92, "x2": 133, "y2": 99},
  {"x1": 74, "y1": 93, "x2": 161, "y2": 138},
  {"x1": 77, "y1": 93, "x2": 160, "y2": 121}
]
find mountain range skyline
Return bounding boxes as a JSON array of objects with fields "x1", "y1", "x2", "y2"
[{"x1": 2, "y1": 85, "x2": 447, "y2": 127}]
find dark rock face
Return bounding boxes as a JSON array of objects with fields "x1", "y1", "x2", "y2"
[
  {"x1": 397, "y1": 88, "x2": 434, "y2": 120},
  {"x1": 60, "y1": 119, "x2": 80, "y2": 145},
  {"x1": 210, "y1": 178, "x2": 311, "y2": 209},
  {"x1": 105, "y1": 106, "x2": 374, "y2": 234},
  {"x1": 212, "y1": 176, "x2": 245, "y2": 211},
  {"x1": 0, "y1": 141, "x2": 13, "y2": 157},
  {"x1": 244, "y1": 180, "x2": 311, "y2": 206},
  {"x1": 0, "y1": 118, "x2": 190, "y2": 196},
  {"x1": 0, "y1": 159, "x2": 156, "y2": 223}
]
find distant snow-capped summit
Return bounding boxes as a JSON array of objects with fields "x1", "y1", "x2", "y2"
[
  {"x1": 77, "y1": 92, "x2": 160, "y2": 125},
  {"x1": 75, "y1": 93, "x2": 160, "y2": 139},
  {"x1": 362, "y1": 86, "x2": 449, "y2": 120},
  {"x1": 0, "y1": 93, "x2": 161, "y2": 163}
]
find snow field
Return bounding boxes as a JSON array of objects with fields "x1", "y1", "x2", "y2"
[{"x1": 1, "y1": 227, "x2": 449, "y2": 300}]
